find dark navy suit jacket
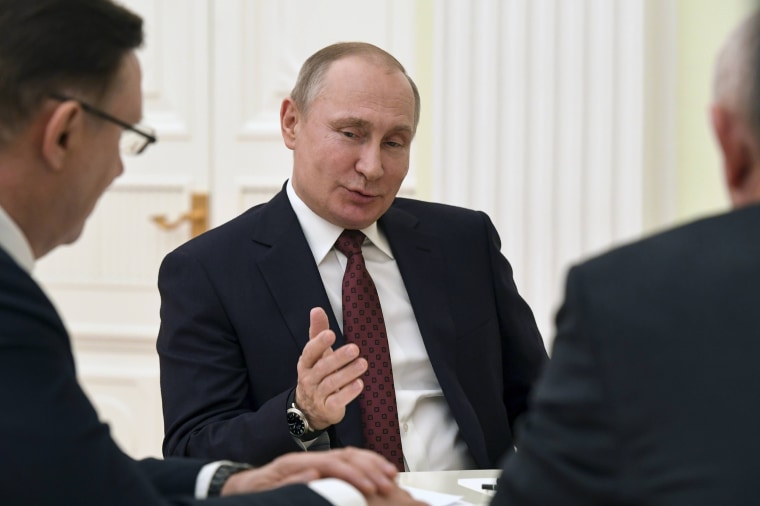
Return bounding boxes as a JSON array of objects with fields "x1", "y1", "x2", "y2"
[
  {"x1": 0, "y1": 246, "x2": 327, "y2": 505},
  {"x1": 158, "y1": 186, "x2": 547, "y2": 467},
  {"x1": 493, "y1": 203, "x2": 760, "y2": 505}
]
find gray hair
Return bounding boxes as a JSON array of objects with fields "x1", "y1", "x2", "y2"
[{"x1": 713, "y1": 9, "x2": 760, "y2": 137}]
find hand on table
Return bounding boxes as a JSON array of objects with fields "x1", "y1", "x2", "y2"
[
  {"x1": 294, "y1": 307, "x2": 367, "y2": 430},
  {"x1": 221, "y1": 447, "x2": 399, "y2": 496}
]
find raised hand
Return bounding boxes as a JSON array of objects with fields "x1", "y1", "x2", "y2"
[{"x1": 294, "y1": 307, "x2": 367, "y2": 430}]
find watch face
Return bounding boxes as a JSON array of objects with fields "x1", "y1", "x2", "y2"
[{"x1": 287, "y1": 410, "x2": 306, "y2": 437}]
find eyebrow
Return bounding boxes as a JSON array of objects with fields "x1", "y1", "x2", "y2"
[{"x1": 332, "y1": 116, "x2": 413, "y2": 135}]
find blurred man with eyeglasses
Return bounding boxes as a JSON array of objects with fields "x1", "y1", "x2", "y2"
[
  {"x1": 0, "y1": 1, "x2": 426, "y2": 505},
  {"x1": 49, "y1": 92, "x2": 157, "y2": 155}
]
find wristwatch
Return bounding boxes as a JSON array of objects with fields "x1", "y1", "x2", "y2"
[
  {"x1": 207, "y1": 461, "x2": 253, "y2": 497},
  {"x1": 287, "y1": 401, "x2": 313, "y2": 438},
  {"x1": 286, "y1": 388, "x2": 327, "y2": 441}
]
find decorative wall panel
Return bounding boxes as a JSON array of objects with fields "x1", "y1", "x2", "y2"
[{"x1": 431, "y1": 0, "x2": 676, "y2": 343}]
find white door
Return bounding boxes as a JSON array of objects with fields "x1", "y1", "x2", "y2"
[{"x1": 34, "y1": 0, "x2": 423, "y2": 459}]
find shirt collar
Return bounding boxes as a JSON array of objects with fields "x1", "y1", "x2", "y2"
[
  {"x1": 0, "y1": 204, "x2": 35, "y2": 273},
  {"x1": 285, "y1": 180, "x2": 394, "y2": 263}
]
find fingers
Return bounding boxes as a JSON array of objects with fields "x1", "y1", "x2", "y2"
[
  {"x1": 227, "y1": 451, "x2": 424, "y2": 505},
  {"x1": 220, "y1": 465, "x2": 322, "y2": 496},
  {"x1": 311, "y1": 346, "x2": 366, "y2": 394},
  {"x1": 299, "y1": 327, "x2": 337, "y2": 370},
  {"x1": 329, "y1": 447, "x2": 398, "y2": 495},
  {"x1": 297, "y1": 311, "x2": 368, "y2": 429},
  {"x1": 298, "y1": 333, "x2": 365, "y2": 392},
  {"x1": 296, "y1": 345, "x2": 366, "y2": 428},
  {"x1": 219, "y1": 468, "x2": 277, "y2": 495},
  {"x1": 274, "y1": 468, "x2": 320, "y2": 487},
  {"x1": 275, "y1": 448, "x2": 398, "y2": 496}
]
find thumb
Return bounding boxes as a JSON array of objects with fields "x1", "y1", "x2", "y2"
[{"x1": 309, "y1": 307, "x2": 330, "y2": 340}]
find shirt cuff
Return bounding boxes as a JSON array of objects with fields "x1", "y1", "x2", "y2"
[
  {"x1": 308, "y1": 478, "x2": 367, "y2": 506},
  {"x1": 196, "y1": 461, "x2": 227, "y2": 499},
  {"x1": 294, "y1": 430, "x2": 331, "y2": 450}
]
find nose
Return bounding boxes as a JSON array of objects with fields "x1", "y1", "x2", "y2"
[{"x1": 355, "y1": 143, "x2": 384, "y2": 181}]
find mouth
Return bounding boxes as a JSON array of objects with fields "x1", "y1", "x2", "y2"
[{"x1": 345, "y1": 187, "x2": 378, "y2": 199}]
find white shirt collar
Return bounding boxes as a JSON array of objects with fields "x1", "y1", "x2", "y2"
[
  {"x1": 0, "y1": 205, "x2": 35, "y2": 273},
  {"x1": 285, "y1": 180, "x2": 394, "y2": 262}
]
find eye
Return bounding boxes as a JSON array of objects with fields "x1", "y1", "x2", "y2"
[
  {"x1": 384, "y1": 134, "x2": 409, "y2": 149},
  {"x1": 342, "y1": 131, "x2": 357, "y2": 138}
]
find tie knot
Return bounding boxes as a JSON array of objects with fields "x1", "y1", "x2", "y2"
[{"x1": 335, "y1": 230, "x2": 365, "y2": 257}]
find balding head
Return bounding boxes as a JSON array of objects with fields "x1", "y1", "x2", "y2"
[
  {"x1": 711, "y1": 9, "x2": 760, "y2": 207},
  {"x1": 290, "y1": 42, "x2": 421, "y2": 136},
  {"x1": 713, "y1": 10, "x2": 760, "y2": 135}
]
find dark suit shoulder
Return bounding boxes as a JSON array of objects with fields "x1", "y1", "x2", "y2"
[
  {"x1": 388, "y1": 197, "x2": 494, "y2": 235},
  {"x1": 391, "y1": 196, "x2": 484, "y2": 218},
  {"x1": 0, "y1": 247, "x2": 67, "y2": 342},
  {"x1": 575, "y1": 204, "x2": 760, "y2": 285},
  {"x1": 166, "y1": 189, "x2": 297, "y2": 261},
  {"x1": 168, "y1": 204, "x2": 263, "y2": 255}
]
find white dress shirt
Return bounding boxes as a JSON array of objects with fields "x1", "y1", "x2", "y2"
[
  {"x1": 287, "y1": 181, "x2": 476, "y2": 472},
  {"x1": 0, "y1": 205, "x2": 34, "y2": 274}
]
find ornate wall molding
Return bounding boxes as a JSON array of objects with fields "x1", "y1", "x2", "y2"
[{"x1": 431, "y1": 0, "x2": 676, "y2": 342}]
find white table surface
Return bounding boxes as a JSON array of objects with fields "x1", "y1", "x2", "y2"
[{"x1": 398, "y1": 469, "x2": 501, "y2": 505}]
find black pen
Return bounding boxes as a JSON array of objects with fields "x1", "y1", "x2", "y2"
[{"x1": 482, "y1": 483, "x2": 498, "y2": 491}]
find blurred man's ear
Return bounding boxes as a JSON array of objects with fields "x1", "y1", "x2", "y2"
[
  {"x1": 711, "y1": 104, "x2": 756, "y2": 203},
  {"x1": 41, "y1": 101, "x2": 82, "y2": 172}
]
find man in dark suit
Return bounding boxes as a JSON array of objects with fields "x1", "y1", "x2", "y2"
[
  {"x1": 492, "y1": 9, "x2": 760, "y2": 505},
  {"x1": 157, "y1": 42, "x2": 547, "y2": 470},
  {"x1": 0, "y1": 1, "x2": 423, "y2": 505}
]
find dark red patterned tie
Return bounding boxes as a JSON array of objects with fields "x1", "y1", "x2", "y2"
[{"x1": 335, "y1": 229, "x2": 404, "y2": 471}]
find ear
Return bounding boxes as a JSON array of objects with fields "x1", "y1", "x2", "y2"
[
  {"x1": 711, "y1": 104, "x2": 756, "y2": 198},
  {"x1": 41, "y1": 101, "x2": 83, "y2": 172},
  {"x1": 280, "y1": 97, "x2": 299, "y2": 150}
]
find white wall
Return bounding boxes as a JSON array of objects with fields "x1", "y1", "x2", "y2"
[{"x1": 427, "y1": 0, "x2": 677, "y2": 344}]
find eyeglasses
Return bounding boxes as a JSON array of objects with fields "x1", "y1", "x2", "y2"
[{"x1": 49, "y1": 93, "x2": 157, "y2": 155}]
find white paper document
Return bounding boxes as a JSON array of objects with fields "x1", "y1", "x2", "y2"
[
  {"x1": 457, "y1": 477, "x2": 497, "y2": 495},
  {"x1": 403, "y1": 485, "x2": 472, "y2": 506}
]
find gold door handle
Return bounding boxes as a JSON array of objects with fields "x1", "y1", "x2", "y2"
[{"x1": 151, "y1": 193, "x2": 209, "y2": 238}]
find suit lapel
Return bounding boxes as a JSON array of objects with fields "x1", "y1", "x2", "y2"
[
  {"x1": 250, "y1": 190, "x2": 341, "y2": 349},
  {"x1": 380, "y1": 205, "x2": 490, "y2": 467},
  {"x1": 379, "y1": 206, "x2": 458, "y2": 375},
  {"x1": 250, "y1": 189, "x2": 364, "y2": 447}
]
